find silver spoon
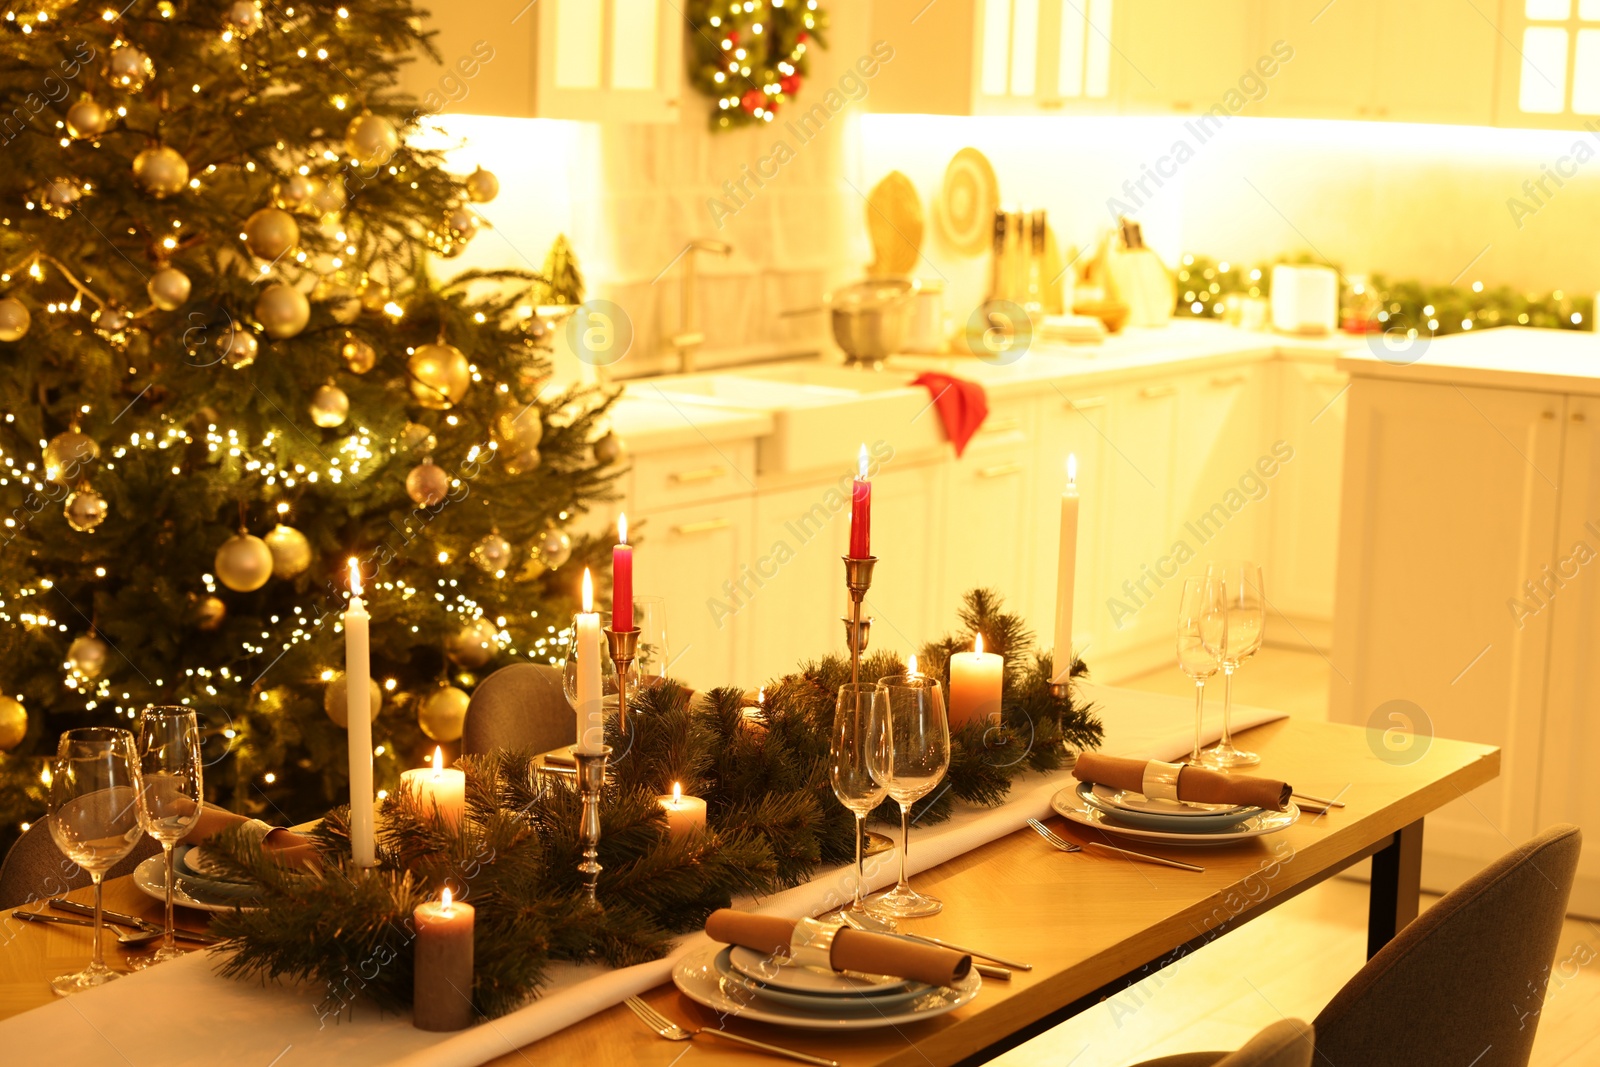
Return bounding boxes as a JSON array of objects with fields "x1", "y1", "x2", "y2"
[
  {"x1": 12, "y1": 909, "x2": 166, "y2": 948},
  {"x1": 837, "y1": 910, "x2": 1019, "y2": 978}
]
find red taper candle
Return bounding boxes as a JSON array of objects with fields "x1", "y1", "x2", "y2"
[
  {"x1": 849, "y1": 443, "x2": 872, "y2": 559},
  {"x1": 613, "y1": 512, "x2": 634, "y2": 630}
]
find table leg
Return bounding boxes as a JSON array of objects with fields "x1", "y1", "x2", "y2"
[{"x1": 1367, "y1": 818, "x2": 1423, "y2": 958}]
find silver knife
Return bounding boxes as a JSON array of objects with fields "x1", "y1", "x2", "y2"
[
  {"x1": 48, "y1": 897, "x2": 222, "y2": 944},
  {"x1": 1083, "y1": 840, "x2": 1206, "y2": 873}
]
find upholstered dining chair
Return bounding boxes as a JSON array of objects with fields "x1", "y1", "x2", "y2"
[
  {"x1": 1130, "y1": 1019, "x2": 1315, "y2": 1067},
  {"x1": 460, "y1": 662, "x2": 573, "y2": 756},
  {"x1": 0, "y1": 817, "x2": 162, "y2": 910}
]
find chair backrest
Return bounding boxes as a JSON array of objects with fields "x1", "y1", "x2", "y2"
[
  {"x1": 1313, "y1": 823, "x2": 1582, "y2": 1067},
  {"x1": 461, "y1": 662, "x2": 573, "y2": 757},
  {"x1": 1128, "y1": 1019, "x2": 1314, "y2": 1067},
  {"x1": 0, "y1": 817, "x2": 161, "y2": 910}
]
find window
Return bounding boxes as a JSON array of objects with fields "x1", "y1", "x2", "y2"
[
  {"x1": 1519, "y1": 0, "x2": 1600, "y2": 113},
  {"x1": 979, "y1": 0, "x2": 1113, "y2": 100}
]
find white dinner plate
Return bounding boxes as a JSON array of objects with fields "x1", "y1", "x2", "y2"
[
  {"x1": 673, "y1": 944, "x2": 980, "y2": 1030},
  {"x1": 727, "y1": 945, "x2": 912, "y2": 996},
  {"x1": 1078, "y1": 785, "x2": 1262, "y2": 833},
  {"x1": 1089, "y1": 783, "x2": 1251, "y2": 817},
  {"x1": 1052, "y1": 786, "x2": 1299, "y2": 845},
  {"x1": 133, "y1": 854, "x2": 258, "y2": 913},
  {"x1": 718, "y1": 951, "x2": 933, "y2": 1013}
]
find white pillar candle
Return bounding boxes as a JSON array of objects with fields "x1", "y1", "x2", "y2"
[
  {"x1": 344, "y1": 558, "x2": 375, "y2": 867},
  {"x1": 657, "y1": 782, "x2": 707, "y2": 841},
  {"x1": 1052, "y1": 454, "x2": 1079, "y2": 684},
  {"x1": 949, "y1": 634, "x2": 1004, "y2": 728},
  {"x1": 412, "y1": 887, "x2": 475, "y2": 1032},
  {"x1": 575, "y1": 568, "x2": 605, "y2": 754},
  {"x1": 401, "y1": 746, "x2": 466, "y2": 830}
]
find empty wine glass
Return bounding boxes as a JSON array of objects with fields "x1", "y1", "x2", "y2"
[
  {"x1": 634, "y1": 595, "x2": 671, "y2": 688},
  {"x1": 1201, "y1": 561, "x2": 1266, "y2": 768},
  {"x1": 866, "y1": 670, "x2": 950, "y2": 918},
  {"x1": 1177, "y1": 577, "x2": 1228, "y2": 764},
  {"x1": 830, "y1": 683, "x2": 887, "y2": 917},
  {"x1": 47, "y1": 727, "x2": 143, "y2": 995},
  {"x1": 134, "y1": 707, "x2": 204, "y2": 965}
]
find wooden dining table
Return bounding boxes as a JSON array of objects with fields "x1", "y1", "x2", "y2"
[{"x1": 0, "y1": 716, "x2": 1498, "y2": 1066}]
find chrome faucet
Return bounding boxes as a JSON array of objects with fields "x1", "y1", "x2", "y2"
[{"x1": 666, "y1": 238, "x2": 733, "y2": 374}]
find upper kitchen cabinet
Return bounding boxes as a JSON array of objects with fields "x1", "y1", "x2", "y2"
[
  {"x1": 1116, "y1": 1, "x2": 1262, "y2": 115},
  {"x1": 867, "y1": 0, "x2": 1119, "y2": 115},
  {"x1": 398, "y1": 0, "x2": 683, "y2": 122},
  {"x1": 1495, "y1": 0, "x2": 1600, "y2": 129}
]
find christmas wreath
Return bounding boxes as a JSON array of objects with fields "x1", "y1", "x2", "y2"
[{"x1": 687, "y1": 0, "x2": 829, "y2": 130}]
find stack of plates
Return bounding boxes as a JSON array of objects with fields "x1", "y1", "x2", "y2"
[
  {"x1": 1050, "y1": 782, "x2": 1299, "y2": 845},
  {"x1": 672, "y1": 941, "x2": 981, "y2": 1030},
  {"x1": 133, "y1": 845, "x2": 262, "y2": 912}
]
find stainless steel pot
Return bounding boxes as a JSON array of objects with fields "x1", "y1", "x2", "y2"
[{"x1": 828, "y1": 278, "x2": 916, "y2": 363}]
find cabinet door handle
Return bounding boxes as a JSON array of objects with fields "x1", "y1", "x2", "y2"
[
  {"x1": 978, "y1": 416, "x2": 1022, "y2": 435},
  {"x1": 1139, "y1": 384, "x2": 1178, "y2": 399},
  {"x1": 669, "y1": 466, "x2": 728, "y2": 484},
  {"x1": 978, "y1": 462, "x2": 1025, "y2": 479},
  {"x1": 1066, "y1": 395, "x2": 1107, "y2": 411},
  {"x1": 1309, "y1": 373, "x2": 1348, "y2": 387},
  {"x1": 672, "y1": 518, "x2": 731, "y2": 536},
  {"x1": 1542, "y1": 411, "x2": 1557, "y2": 421},
  {"x1": 1209, "y1": 373, "x2": 1248, "y2": 387},
  {"x1": 1574, "y1": 412, "x2": 1588, "y2": 423}
]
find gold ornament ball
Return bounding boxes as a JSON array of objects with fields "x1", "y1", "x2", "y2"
[
  {"x1": 193, "y1": 595, "x2": 226, "y2": 631},
  {"x1": 64, "y1": 488, "x2": 109, "y2": 532},
  {"x1": 446, "y1": 207, "x2": 479, "y2": 242},
  {"x1": 42, "y1": 177, "x2": 82, "y2": 217},
  {"x1": 147, "y1": 267, "x2": 192, "y2": 311},
  {"x1": 107, "y1": 44, "x2": 154, "y2": 92},
  {"x1": 405, "y1": 459, "x2": 449, "y2": 506},
  {"x1": 279, "y1": 173, "x2": 321, "y2": 211},
  {"x1": 593, "y1": 431, "x2": 627, "y2": 466},
  {"x1": 223, "y1": 329, "x2": 260, "y2": 369},
  {"x1": 398, "y1": 421, "x2": 436, "y2": 454},
  {"x1": 43, "y1": 431, "x2": 100, "y2": 485},
  {"x1": 243, "y1": 207, "x2": 299, "y2": 260},
  {"x1": 0, "y1": 297, "x2": 31, "y2": 342},
  {"x1": 465, "y1": 167, "x2": 499, "y2": 204},
  {"x1": 445, "y1": 617, "x2": 498, "y2": 668},
  {"x1": 224, "y1": 0, "x2": 263, "y2": 37},
  {"x1": 492, "y1": 404, "x2": 543, "y2": 454},
  {"x1": 66, "y1": 99, "x2": 108, "y2": 139},
  {"x1": 133, "y1": 146, "x2": 189, "y2": 198},
  {"x1": 341, "y1": 336, "x2": 376, "y2": 373},
  {"x1": 323, "y1": 672, "x2": 381, "y2": 727},
  {"x1": 408, "y1": 343, "x2": 471, "y2": 409},
  {"x1": 503, "y1": 446, "x2": 540, "y2": 476},
  {"x1": 309, "y1": 384, "x2": 349, "y2": 428},
  {"x1": 255, "y1": 283, "x2": 311, "y2": 339},
  {"x1": 470, "y1": 533, "x2": 514, "y2": 575},
  {"x1": 94, "y1": 305, "x2": 130, "y2": 334},
  {"x1": 536, "y1": 528, "x2": 573, "y2": 569},
  {"x1": 215, "y1": 533, "x2": 274, "y2": 592},
  {"x1": 418, "y1": 683, "x2": 471, "y2": 742},
  {"x1": 264, "y1": 523, "x2": 312, "y2": 579},
  {"x1": 310, "y1": 178, "x2": 347, "y2": 216},
  {"x1": 346, "y1": 113, "x2": 400, "y2": 167},
  {"x1": 0, "y1": 696, "x2": 26, "y2": 752},
  {"x1": 68, "y1": 634, "x2": 109, "y2": 679}
]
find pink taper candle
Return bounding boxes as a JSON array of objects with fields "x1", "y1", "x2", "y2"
[
  {"x1": 613, "y1": 512, "x2": 634, "y2": 630},
  {"x1": 849, "y1": 443, "x2": 872, "y2": 559}
]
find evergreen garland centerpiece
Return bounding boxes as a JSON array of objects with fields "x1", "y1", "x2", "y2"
[
  {"x1": 209, "y1": 590, "x2": 1100, "y2": 1020},
  {"x1": 686, "y1": 0, "x2": 829, "y2": 130}
]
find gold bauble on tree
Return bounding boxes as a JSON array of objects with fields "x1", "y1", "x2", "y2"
[
  {"x1": 417, "y1": 683, "x2": 470, "y2": 742},
  {"x1": 264, "y1": 523, "x2": 312, "y2": 579},
  {"x1": 66, "y1": 99, "x2": 108, "y2": 139},
  {"x1": 43, "y1": 431, "x2": 99, "y2": 485},
  {"x1": 215, "y1": 533, "x2": 274, "y2": 592},
  {"x1": 41, "y1": 177, "x2": 82, "y2": 217},
  {"x1": 0, "y1": 696, "x2": 27, "y2": 751},
  {"x1": 345, "y1": 113, "x2": 400, "y2": 167},
  {"x1": 465, "y1": 167, "x2": 499, "y2": 203},
  {"x1": 0, "y1": 297, "x2": 31, "y2": 342},
  {"x1": 243, "y1": 207, "x2": 299, "y2": 260},
  {"x1": 64, "y1": 487, "x2": 109, "y2": 532},
  {"x1": 535, "y1": 528, "x2": 573, "y2": 569},
  {"x1": 255, "y1": 283, "x2": 311, "y2": 339},
  {"x1": 279, "y1": 173, "x2": 321, "y2": 212},
  {"x1": 492, "y1": 404, "x2": 543, "y2": 474},
  {"x1": 107, "y1": 43, "x2": 154, "y2": 92},
  {"x1": 408, "y1": 342, "x2": 471, "y2": 408},
  {"x1": 310, "y1": 178, "x2": 347, "y2": 216},
  {"x1": 341, "y1": 335, "x2": 376, "y2": 373},
  {"x1": 593, "y1": 430, "x2": 628, "y2": 466},
  {"x1": 68, "y1": 634, "x2": 109, "y2": 679},
  {"x1": 445, "y1": 617, "x2": 498, "y2": 667},
  {"x1": 224, "y1": 0, "x2": 263, "y2": 38},
  {"x1": 192, "y1": 594, "x2": 226, "y2": 631},
  {"x1": 405, "y1": 459, "x2": 449, "y2": 506},
  {"x1": 133, "y1": 146, "x2": 189, "y2": 198},
  {"x1": 445, "y1": 206, "x2": 479, "y2": 242},
  {"x1": 323, "y1": 672, "x2": 381, "y2": 727},
  {"x1": 223, "y1": 329, "x2": 259, "y2": 369},
  {"x1": 147, "y1": 266, "x2": 192, "y2": 311},
  {"x1": 470, "y1": 533, "x2": 514, "y2": 575},
  {"x1": 309, "y1": 384, "x2": 349, "y2": 428}
]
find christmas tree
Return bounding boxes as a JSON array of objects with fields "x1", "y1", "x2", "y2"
[{"x1": 0, "y1": 0, "x2": 621, "y2": 849}]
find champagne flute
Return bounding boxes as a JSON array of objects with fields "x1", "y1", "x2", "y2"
[
  {"x1": 134, "y1": 707, "x2": 204, "y2": 965},
  {"x1": 830, "y1": 683, "x2": 887, "y2": 917},
  {"x1": 47, "y1": 727, "x2": 143, "y2": 995},
  {"x1": 1201, "y1": 561, "x2": 1266, "y2": 768},
  {"x1": 866, "y1": 670, "x2": 950, "y2": 918},
  {"x1": 1177, "y1": 577, "x2": 1228, "y2": 763}
]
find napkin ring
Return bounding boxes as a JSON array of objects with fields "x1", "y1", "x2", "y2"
[
  {"x1": 240, "y1": 818, "x2": 276, "y2": 847},
  {"x1": 788, "y1": 917, "x2": 841, "y2": 972},
  {"x1": 1142, "y1": 760, "x2": 1184, "y2": 803}
]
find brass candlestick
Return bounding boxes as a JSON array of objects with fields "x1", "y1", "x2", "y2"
[
  {"x1": 574, "y1": 744, "x2": 612, "y2": 909},
  {"x1": 841, "y1": 613, "x2": 872, "y2": 659},
  {"x1": 842, "y1": 556, "x2": 877, "y2": 687},
  {"x1": 604, "y1": 627, "x2": 640, "y2": 738}
]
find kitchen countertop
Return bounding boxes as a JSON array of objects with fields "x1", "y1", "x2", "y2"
[
  {"x1": 1337, "y1": 325, "x2": 1600, "y2": 395},
  {"x1": 605, "y1": 391, "x2": 773, "y2": 452}
]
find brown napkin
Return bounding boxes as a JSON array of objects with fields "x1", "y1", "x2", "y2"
[
  {"x1": 705, "y1": 909, "x2": 971, "y2": 988},
  {"x1": 1074, "y1": 753, "x2": 1292, "y2": 812}
]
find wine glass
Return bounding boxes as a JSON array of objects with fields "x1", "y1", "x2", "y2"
[
  {"x1": 1177, "y1": 577, "x2": 1228, "y2": 764},
  {"x1": 560, "y1": 610, "x2": 629, "y2": 708},
  {"x1": 133, "y1": 707, "x2": 204, "y2": 965},
  {"x1": 866, "y1": 671, "x2": 950, "y2": 918},
  {"x1": 830, "y1": 683, "x2": 887, "y2": 917},
  {"x1": 47, "y1": 727, "x2": 143, "y2": 995},
  {"x1": 1201, "y1": 561, "x2": 1266, "y2": 768},
  {"x1": 634, "y1": 595, "x2": 671, "y2": 687}
]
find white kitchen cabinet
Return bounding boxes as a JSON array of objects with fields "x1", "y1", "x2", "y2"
[
  {"x1": 866, "y1": 462, "x2": 949, "y2": 659},
  {"x1": 637, "y1": 498, "x2": 755, "y2": 691},
  {"x1": 1033, "y1": 390, "x2": 1112, "y2": 667},
  {"x1": 1268, "y1": 360, "x2": 1347, "y2": 647},
  {"x1": 399, "y1": 0, "x2": 682, "y2": 122},
  {"x1": 1494, "y1": 0, "x2": 1600, "y2": 128},
  {"x1": 1331, "y1": 379, "x2": 1562, "y2": 899},
  {"x1": 744, "y1": 482, "x2": 851, "y2": 685},
  {"x1": 1256, "y1": 0, "x2": 1378, "y2": 120},
  {"x1": 1172, "y1": 361, "x2": 1270, "y2": 575},
  {"x1": 1116, "y1": 0, "x2": 1261, "y2": 115},
  {"x1": 942, "y1": 399, "x2": 1038, "y2": 628}
]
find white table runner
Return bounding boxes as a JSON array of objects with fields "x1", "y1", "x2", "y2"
[{"x1": 0, "y1": 685, "x2": 1287, "y2": 1066}]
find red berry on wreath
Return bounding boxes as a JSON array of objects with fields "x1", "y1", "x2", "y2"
[
  {"x1": 780, "y1": 74, "x2": 801, "y2": 95},
  {"x1": 797, "y1": 31, "x2": 809, "y2": 43},
  {"x1": 726, "y1": 29, "x2": 739, "y2": 44},
  {"x1": 741, "y1": 89, "x2": 764, "y2": 112}
]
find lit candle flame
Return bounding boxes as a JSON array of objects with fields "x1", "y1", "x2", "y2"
[
  {"x1": 975, "y1": 633, "x2": 984, "y2": 656},
  {"x1": 431, "y1": 746, "x2": 443, "y2": 775},
  {"x1": 347, "y1": 557, "x2": 362, "y2": 598},
  {"x1": 618, "y1": 512, "x2": 628, "y2": 545},
  {"x1": 907, "y1": 653, "x2": 919, "y2": 676},
  {"x1": 1066, "y1": 453, "x2": 1077, "y2": 489},
  {"x1": 581, "y1": 567, "x2": 593, "y2": 612},
  {"x1": 671, "y1": 781, "x2": 682, "y2": 806},
  {"x1": 441, "y1": 886, "x2": 453, "y2": 911},
  {"x1": 757, "y1": 686, "x2": 765, "y2": 705},
  {"x1": 857, "y1": 443, "x2": 869, "y2": 480}
]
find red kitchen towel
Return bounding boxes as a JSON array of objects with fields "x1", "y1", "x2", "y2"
[{"x1": 912, "y1": 372, "x2": 988, "y2": 457}]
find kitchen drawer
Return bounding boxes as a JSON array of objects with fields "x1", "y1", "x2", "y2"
[{"x1": 628, "y1": 440, "x2": 757, "y2": 512}]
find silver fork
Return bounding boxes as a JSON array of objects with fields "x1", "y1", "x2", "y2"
[
  {"x1": 1026, "y1": 818, "x2": 1205, "y2": 873},
  {"x1": 623, "y1": 995, "x2": 839, "y2": 1066}
]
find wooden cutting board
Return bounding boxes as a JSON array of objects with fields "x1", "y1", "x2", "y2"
[{"x1": 865, "y1": 170, "x2": 924, "y2": 277}]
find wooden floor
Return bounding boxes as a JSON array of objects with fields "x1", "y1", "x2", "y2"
[{"x1": 996, "y1": 647, "x2": 1600, "y2": 1066}]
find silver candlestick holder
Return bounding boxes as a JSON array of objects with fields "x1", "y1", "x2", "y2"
[
  {"x1": 842, "y1": 556, "x2": 877, "y2": 687},
  {"x1": 605, "y1": 627, "x2": 640, "y2": 738},
  {"x1": 574, "y1": 744, "x2": 612, "y2": 909},
  {"x1": 841, "y1": 613, "x2": 872, "y2": 657}
]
